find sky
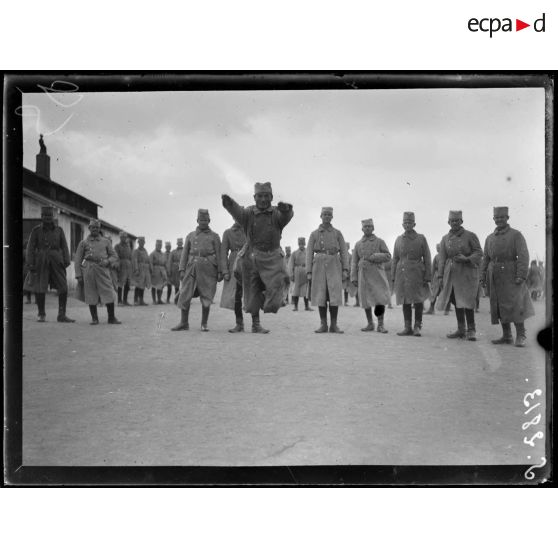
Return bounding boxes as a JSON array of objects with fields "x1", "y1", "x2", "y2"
[{"x1": 21, "y1": 87, "x2": 547, "y2": 261}]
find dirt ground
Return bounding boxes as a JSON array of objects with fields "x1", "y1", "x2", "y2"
[{"x1": 20, "y1": 289, "x2": 548, "y2": 467}]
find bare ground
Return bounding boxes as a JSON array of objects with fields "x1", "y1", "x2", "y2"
[{"x1": 21, "y1": 291, "x2": 548, "y2": 466}]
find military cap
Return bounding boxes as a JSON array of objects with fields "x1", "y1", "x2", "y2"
[
  {"x1": 298, "y1": 237, "x2": 306, "y2": 243},
  {"x1": 254, "y1": 182, "x2": 272, "y2": 194},
  {"x1": 88, "y1": 219, "x2": 101, "y2": 228},
  {"x1": 197, "y1": 209, "x2": 210, "y2": 219},
  {"x1": 403, "y1": 211, "x2": 415, "y2": 221},
  {"x1": 448, "y1": 210, "x2": 462, "y2": 220},
  {"x1": 361, "y1": 218, "x2": 374, "y2": 226},
  {"x1": 41, "y1": 206, "x2": 54, "y2": 215},
  {"x1": 321, "y1": 206, "x2": 333, "y2": 214},
  {"x1": 493, "y1": 206, "x2": 509, "y2": 217}
]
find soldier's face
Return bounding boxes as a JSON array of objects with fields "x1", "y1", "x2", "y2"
[
  {"x1": 403, "y1": 219, "x2": 415, "y2": 232},
  {"x1": 165, "y1": 244, "x2": 171, "y2": 252},
  {"x1": 89, "y1": 224, "x2": 100, "y2": 237},
  {"x1": 156, "y1": 241, "x2": 162, "y2": 250},
  {"x1": 41, "y1": 212, "x2": 54, "y2": 226},
  {"x1": 177, "y1": 240, "x2": 183, "y2": 248},
  {"x1": 493, "y1": 214, "x2": 509, "y2": 229},
  {"x1": 198, "y1": 217, "x2": 210, "y2": 229},
  {"x1": 448, "y1": 218, "x2": 463, "y2": 232},
  {"x1": 321, "y1": 211, "x2": 333, "y2": 225},
  {"x1": 298, "y1": 240, "x2": 305, "y2": 249},
  {"x1": 254, "y1": 192, "x2": 272, "y2": 210},
  {"x1": 120, "y1": 234, "x2": 128, "y2": 243},
  {"x1": 362, "y1": 224, "x2": 374, "y2": 236},
  {"x1": 139, "y1": 239, "x2": 145, "y2": 248}
]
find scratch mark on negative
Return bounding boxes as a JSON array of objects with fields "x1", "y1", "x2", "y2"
[{"x1": 268, "y1": 436, "x2": 305, "y2": 458}]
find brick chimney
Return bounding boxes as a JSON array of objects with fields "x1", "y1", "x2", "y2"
[{"x1": 36, "y1": 134, "x2": 51, "y2": 179}]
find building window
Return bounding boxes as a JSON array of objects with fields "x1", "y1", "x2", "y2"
[{"x1": 71, "y1": 222, "x2": 83, "y2": 257}]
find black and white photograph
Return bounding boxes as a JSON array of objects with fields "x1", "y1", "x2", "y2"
[{"x1": 4, "y1": 73, "x2": 552, "y2": 485}]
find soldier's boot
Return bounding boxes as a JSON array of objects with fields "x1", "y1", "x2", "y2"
[
  {"x1": 376, "y1": 314, "x2": 388, "y2": 334},
  {"x1": 491, "y1": 322, "x2": 513, "y2": 345},
  {"x1": 123, "y1": 284, "x2": 130, "y2": 305},
  {"x1": 251, "y1": 314, "x2": 270, "y2": 334},
  {"x1": 447, "y1": 308, "x2": 466, "y2": 339},
  {"x1": 228, "y1": 318, "x2": 244, "y2": 333},
  {"x1": 329, "y1": 306, "x2": 344, "y2": 333},
  {"x1": 514, "y1": 322, "x2": 527, "y2": 347},
  {"x1": 171, "y1": 307, "x2": 190, "y2": 331},
  {"x1": 315, "y1": 306, "x2": 328, "y2": 333},
  {"x1": 89, "y1": 304, "x2": 99, "y2": 325},
  {"x1": 413, "y1": 322, "x2": 422, "y2": 337},
  {"x1": 465, "y1": 308, "x2": 476, "y2": 341},
  {"x1": 107, "y1": 303, "x2": 122, "y2": 324},
  {"x1": 151, "y1": 288, "x2": 157, "y2": 304},
  {"x1": 157, "y1": 289, "x2": 163, "y2": 304},
  {"x1": 397, "y1": 321, "x2": 413, "y2": 335},
  {"x1": 139, "y1": 289, "x2": 148, "y2": 306},
  {"x1": 36, "y1": 292, "x2": 46, "y2": 322},
  {"x1": 361, "y1": 308, "x2": 375, "y2": 331},
  {"x1": 117, "y1": 287, "x2": 123, "y2": 306},
  {"x1": 57, "y1": 292, "x2": 75, "y2": 323},
  {"x1": 133, "y1": 287, "x2": 139, "y2": 306},
  {"x1": 292, "y1": 296, "x2": 299, "y2": 311},
  {"x1": 200, "y1": 306, "x2": 210, "y2": 332},
  {"x1": 304, "y1": 297, "x2": 313, "y2": 311}
]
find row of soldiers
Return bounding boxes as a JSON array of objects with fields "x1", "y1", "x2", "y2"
[{"x1": 25, "y1": 184, "x2": 537, "y2": 346}]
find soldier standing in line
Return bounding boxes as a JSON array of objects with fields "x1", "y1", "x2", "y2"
[
  {"x1": 480, "y1": 206, "x2": 535, "y2": 347},
  {"x1": 436, "y1": 210, "x2": 483, "y2": 341},
  {"x1": 391, "y1": 211, "x2": 431, "y2": 337},
  {"x1": 74, "y1": 219, "x2": 121, "y2": 325},
  {"x1": 306, "y1": 207, "x2": 349, "y2": 333},
  {"x1": 168, "y1": 238, "x2": 184, "y2": 304},
  {"x1": 149, "y1": 239, "x2": 168, "y2": 304},
  {"x1": 287, "y1": 237, "x2": 312, "y2": 312},
  {"x1": 220, "y1": 220, "x2": 248, "y2": 331},
  {"x1": 114, "y1": 231, "x2": 133, "y2": 306},
  {"x1": 351, "y1": 218, "x2": 391, "y2": 333},
  {"x1": 221, "y1": 182, "x2": 293, "y2": 333},
  {"x1": 163, "y1": 241, "x2": 173, "y2": 303},
  {"x1": 132, "y1": 236, "x2": 152, "y2": 306},
  {"x1": 25, "y1": 206, "x2": 75, "y2": 323},
  {"x1": 172, "y1": 209, "x2": 223, "y2": 332}
]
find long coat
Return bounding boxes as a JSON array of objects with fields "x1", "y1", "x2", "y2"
[
  {"x1": 223, "y1": 199, "x2": 293, "y2": 314},
  {"x1": 74, "y1": 234, "x2": 118, "y2": 305},
  {"x1": 350, "y1": 234, "x2": 392, "y2": 307},
  {"x1": 391, "y1": 230, "x2": 432, "y2": 305},
  {"x1": 219, "y1": 224, "x2": 246, "y2": 310},
  {"x1": 132, "y1": 247, "x2": 152, "y2": 289},
  {"x1": 149, "y1": 249, "x2": 168, "y2": 289},
  {"x1": 306, "y1": 225, "x2": 349, "y2": 307},
  {"x1": 430, "y1": 253, "x2": 441, "y2": 301},
  {"x1": 114, "y1": 241, "x2": 133, "y2": 287},
  {"x1": 168, "y1": 247, "x2": 183, "y2": 289},
  {"x1": 436, "y1": 227, "x2": 483, "y2": 310},
  {"x1": 25, "y1": 223, "x2": 71, "y2": 294},
  {"x1": 481, "y1": 225, "x2": 535, "y2": 324},
  {"x1": 177, "y1": 227, "x2": 222, "y2": 309},
  {"x1": 287, "y1": 248, "x2": 309, "y2": 297}
]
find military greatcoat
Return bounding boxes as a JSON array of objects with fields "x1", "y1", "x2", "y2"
[
  {"x1": 480, "y1": 225, "x2": 535, "y2": 324},
  {"x1": 114, "y1": 240, "x2": 133, "y2": 287},
  {"x1": 219, "y1": 223, "x2": 247, "y2": 310},
  {"x1": 150, "y1": 249, "x2": 168, "y2": 289},
  {"x1": 132, "y1": 246, "x2": 152, "y2": 289},
  {"x1": 287, "y1": 248, "x2": 309, "y2": 297}
]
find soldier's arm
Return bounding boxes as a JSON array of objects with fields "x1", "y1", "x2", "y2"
[
  {"x1": 60, "y1": 227, "x2": 71, "y2": 267},
  {"x1": 306, "y1": 232, "x2": 315, "y2": 276},
  {"x1": 74, "y1": 241, "x2": 85, "y2": 279},
  {"x1": 222, "y1": 195, "x2": 248, "y2": 228},
  {"x1": 276, "y1": 202, "x2": 294, "y2": 228},
  {"x1": 514, "y1": 231, "x2": 530, "y2": 281},
  {"x1": 467, "y1": 232, "x2": 483, "y2": 267},
  {"x1": 213, "y1": 233, "x2": 223, "y2": 275},
  {"x1": 391, "y1": 239, "x2": 400, "y2": 283},
  {"x1": 437, "y1": 238, "x2": 447, "y2": 279},
  {"x1": 337, "y1": 231, "x2": 349, "y2": 272},
  {"x1": 220, "y1": 231, "x2": 230, "y2": 275},
  {"x1": 350, "y1": 243, "x2": 359, "y2": 283},
  {"x1": 480, "y1": 237, "x2": 490, "y2": 283},
  {"x1": 106, "y1": 240, "x2": 118, "y2": 267},
  {"x1": 179, "y1": 235, "x2": 190, "y2": 271},
  {"x1": 371, "y1": 239, "x2": 391, "y2": 263}
]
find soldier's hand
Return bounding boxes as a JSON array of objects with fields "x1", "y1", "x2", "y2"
[
  {"x1": 515, "y1": 277, "x2": 524, "y2": 285},
  {"x1": 217, "y1": 272, "x2": 223, "y2": 282},
  {"x1": 179, "y1": 270, "x2": 185, "y2": 281},
  {"x1": 306, "y1": 272, "x2": 312, "y2": 281},
  {"x1": 223, "y1": 272, "x2": 230, "y2": 281},
  {"x1": 453, "y1": 254, "x2": 468, "y2": 263},
  {"x1": 221, "y1": 194, "x2": 233, "y2": 208},
  {"x1": 277, "y1": 201, "x2": 292, "y2": 212}
]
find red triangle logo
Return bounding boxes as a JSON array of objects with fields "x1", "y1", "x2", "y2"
[{"x1": 516, "y1": 19, "x2": 530, "y2": 31}]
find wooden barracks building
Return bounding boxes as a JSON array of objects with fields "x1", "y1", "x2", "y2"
[{"x1": 23, "y1": 137, "x2": 137, "y2": 289}]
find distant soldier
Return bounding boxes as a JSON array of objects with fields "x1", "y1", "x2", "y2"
[
  {"x1": 221, "y1": 182, "x2": 293, "y2": 333},
  {"x1": 172, "y1": 209, "x2": 223, "y2": 332},
  {"x1": 436, "y1": 210, "x2": 483, "y2": 341},
  {"x1": 163, "y1": 241, "x2": 173, "y2": 303},
  {"x1": 343, "y1": 242, "x2": 358, "y2": 306},
  {"x1": 481, "y1": 207, "x2": 535, "y2": 347},
  {"x1": 287, "y1": 237, "x2": 312, "y2": 311},
  {"x1": 132, "y1": 236, "x2": 152, "y2": 306},
  {"x1": 220, "y1": 221, "x2": 247, "y2": 331},
  {"x1": 392, "y1": 211, "x2": 431, "y2": 336},
  {"x1": 168, "y1": 238, "x2": 184, "y2": 303},
  {"x1": 307, "y1": 207, "x2": 349, "y2": 333},
  {"x1": 74, "y1": 219, "x2": 121, "y2": 325},
  {"x1": 114, "y1": 231, "x2": 132, "y2": 306},
  {"x1": 150, "y1": 239, "x2": 168, "y2": 304},
  {"x1": 351, "y1": 218, "x2": 391, "y2": 333},
  {"x1": 25, "y1": 205, "x2": 75, "y2": 323},
  {"x1": 526, "y1": 260, "x2": 543, "y2": 301}
]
